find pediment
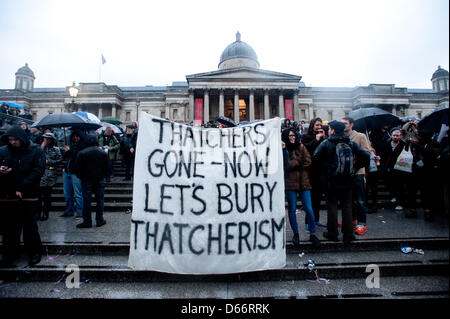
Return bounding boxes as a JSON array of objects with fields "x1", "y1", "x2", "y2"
[{"x1": 186, "y1": 67, "x2": 301, "y2": 82}]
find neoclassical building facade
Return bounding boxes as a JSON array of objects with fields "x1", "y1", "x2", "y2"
[{"x1": 1, "y1": 32, "x2": 449, "y2": 125}]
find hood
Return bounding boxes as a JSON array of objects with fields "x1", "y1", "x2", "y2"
[
  {"x1": 84, "y1": 135, "x2": 99, "y2": 147},
  {"x1": 69, "y1": 129, "x2": 86, "y2": 145},
  {"x1": 1, "y1": 125, "x2": 30, "y2": 147},
  {"x1": 328, "y1": 133, "x2": 350, "y2": 144}
]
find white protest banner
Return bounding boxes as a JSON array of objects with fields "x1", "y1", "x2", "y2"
[{"x1": 128, "y1": 112, "x2": 286, "y2": 274}]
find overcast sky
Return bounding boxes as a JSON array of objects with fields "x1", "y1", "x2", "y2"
[{"x1": 0, "y1": 0, "x2": 448, "y2": 90}]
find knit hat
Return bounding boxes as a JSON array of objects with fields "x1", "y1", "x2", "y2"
[{"x1": 328, "y1": 120, "x2": 345, "y2": 135}]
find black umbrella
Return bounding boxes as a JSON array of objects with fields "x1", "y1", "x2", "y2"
[
  {"x1": 418, "y1": 105, "x2": 449, "y2": 134},
  {"x1": 216, "y1": 116, "x2": 236, "y2": 127},
  {"x1": 348, "y1": 107, "x2": 401, "y2": 132},
  {"x1": 31, "y1": 112, "x2": 102, "y2": 144},
  {"x1": 31, "y1": 112, "x2": 102, "y2": 130}
]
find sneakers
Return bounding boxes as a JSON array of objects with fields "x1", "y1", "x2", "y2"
[
  {"x1": 96, "y1": 220, "x2": 107, "y2": 228},
  {"x1": 355, "y1": 225, "x2": 367, "y2": 235},
  {"x1": 395, "y1": 205, "x2": 404, "y2": 211}
]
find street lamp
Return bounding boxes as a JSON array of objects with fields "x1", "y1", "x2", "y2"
[
  {"x1": 136, "y1": 98, "x2": 140, "y2": 121},
  {"x1": 68, "y1": 81, "x2": 79, "y2": 112}
]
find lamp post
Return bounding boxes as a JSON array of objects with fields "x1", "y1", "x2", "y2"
[
  {"x1": 68, "y1": 81, "x2": 79, "y2": 112},
  {"x1": 136, "y1": 98, "x2": 140, "y2": 122}
]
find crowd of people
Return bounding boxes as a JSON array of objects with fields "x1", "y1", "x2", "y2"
[
  {"x1": 0, "y1": 112, "x2": 448, "y2": 268},
  {"x1": 281, "y1": 116, "x2": 449, "y2": 248},
  {"x1": 0, "y1": 120, "x2": 138, "y2": 267}
]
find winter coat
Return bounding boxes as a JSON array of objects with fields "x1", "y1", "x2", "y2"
[
  {"x1": 74, "y1": 135, "x2": 111, "y2": 182},
  {"x1": 0, "y1": 126, "x2": 46, "y2": 199},
  {"x1": 62, "y1": 130, "x2": 87, "y2": 174},
  {"x1": 313, "y1": 133, "x2": 370, "y2": 190},
  {"x1": 348, "y1": 130, "x2": 370, "y2": 175},
  {"x1": 120, "y1": 133, "x2": 137, "y2": 160},
  {"x1": 40, "y1": 145, "x2": 62, "y2": 187},
  {"x1": 283, "y1": 144, "x2": 312, "y2": 191},
  {"x1": 98, "y1": 133, "x2": 120, "y2": 161}
]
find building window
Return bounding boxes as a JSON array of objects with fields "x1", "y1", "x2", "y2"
[
  {"x1": 173, "y1": 109, "x2": 178, "y2": 120},
  {"x1": 417, "y1": 112, "x2": 422, "y2": 119},
  {"x1": 161, "y1": 111, "x2": 166, "y2": 118},
  {"x1": 126, "y1": 111, "x2": 131, "y2": 122},
  {"x1": 32, "y1": 112, "x2": 37, "y2": 121}
]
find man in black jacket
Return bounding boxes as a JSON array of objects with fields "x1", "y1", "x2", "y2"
[
  {"x1": 313, "y1": 121, "x2": 370, "y2": 244},
  {"x1": 74, "y1": 135, "x2": 110, "y2": 228},
  {"x1": 120, "y1": 125, "x2": 137, "y2": 181},
  {"x1": 0, "y1": 126, "x2": 46, "y2": 267}
]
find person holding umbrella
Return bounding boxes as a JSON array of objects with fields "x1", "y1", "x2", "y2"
[
  {"x1": 98, "y1": 127, "x2": 120, "y2": 182},
  {"x1": 61, "y1": 130, "x2": 87, "y2": 218}
]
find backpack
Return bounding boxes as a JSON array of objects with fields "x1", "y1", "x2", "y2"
[{"x1": 332, "y1": 142, "x2": 354, "y2": 177}]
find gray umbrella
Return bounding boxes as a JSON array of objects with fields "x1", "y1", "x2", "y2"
[{"x1": 348, "y1": 107, "x2": 401, "y2": 132}]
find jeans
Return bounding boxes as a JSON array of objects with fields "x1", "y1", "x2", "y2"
[
  {"x1": 352, "y1": 174, "x2": 368, "y2": 224},
  {"x1": 299, "y1": 190, "x2": 316, "y2": 235},
  {"x1": 63, "y1": 171, "x2": 83, "y2": 216},
  {"x1": 285, "y1": 190, "x2": 316, "y2": 235},
  {"x1": 82, "y1": 179, "x2": 106, "y2": 225}
]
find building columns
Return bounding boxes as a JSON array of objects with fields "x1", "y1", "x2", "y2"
[
  {"x1": 293, "y1": 90, "x2": 299, "y2": 121},
  {"x1": 188, "y1": 90, "x2": 194, "y2": 122},
  {"x1": 98, "y1": 105, "x2": 103, "y2": 119},
  {"x1": 219, "y1": 89, "x2": 224, "y2": 117},
  {"x1": 111, "y1": 105, "x2": 116, "y2": 118},
  {"x1": 234, "y1": 89, "x2": 239, "y2": 123},
  {"x1": 204, "y1": 89, "x2": 209, "y2": 123},
  {"x1": 249, "y1": 89, "x2": 255, "y2": 121},
  {"x1": 278, "y1": 91, "x2": 284, "y2": 118},
  {"x1": 264, "y1": 89, "x2": 269, "y2": 120}
]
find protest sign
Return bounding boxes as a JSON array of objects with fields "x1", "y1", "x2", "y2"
[{"x1": 128, "y1": 112, "x2": 286, "y2": 274}]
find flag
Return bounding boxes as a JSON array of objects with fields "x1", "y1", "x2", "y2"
[{"x1": 101, "y1": 53, "x2": 106, "y2": 64}]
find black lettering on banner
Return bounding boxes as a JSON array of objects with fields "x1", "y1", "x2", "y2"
[
  {"x1": 170, "y1": 122, "x2": 183, "y2": 146},
  {"x1": 173, "y1": 223, "x2": 189, "y2": 254},
  {"x1": 238, "y1": 222, "x2": 251, "y2": 253},
  {"x1": 234, "y1": 183, "x2": 248, "y2": 213},
  {"x1": 241, "y1": 126, "x2": 255, "y2": 147},
  {"x1": 271, "y1": 217, "x2": 285, "y2": 249},
  {"x1": 254, "y1": 147, "x2": 270, "y2": 178},
  {"x1": 164, "y1": 150, "x2": 178, "y2": 177},
  {"x1": 145, "y1": 222, "x2": 159, "y2": 251},
  {"x1": 258, "y1": 220, "x2": 271, "y2": 250},
  {"x1": 191, "y1": 185, "x2": 206, "y2": 215},
  {"x1": 223, "y1": 152, "x2": 237, "y2": 178},
  {"x1": 144, "y1": 183, "x2": 157, "y2": 213},
  {"x1": 152, "y1": 118, "x2": 168, "y2": 144},
  {"x1": 205, "y1": 130, "x2": 217, "y2": 148},
  {"x1": 175, "y1": 184, "x2": 190, "y2": 215},
  {"x1": 178, "y1": 150, "x2": 192, "y2": 178},
  {"x1": 184, "y1": 126, "x2": 196, "y2": 147},
  {"x1": 225, "y1": 222, "x2": 237, "y2": 255},
  {"x1": 131, "y1": 219, "x2": 144, "y2": 249},
  {"x1": 250, "y1": 183, "x2": 264, "y2": 213},
  {"x1": 232, "y1": 128, "x2": 241, "y2": 148},
  {"x1": 266, "y1": 181, "x2": 277, "y2": 212},
  {"x1": 189, "y1": 225, "x2": 205, "y2": 255},
  {"x1": 160, "y1": 184, "x2": 174, "y2": 215},
  {"x1": 253, "y1": 123, "x2": 267, "y2": 145},
  {"x1": 207, "y1": 223, "x2": 222, "y2": 255},
  {"x1": 219, "y1": 128, "x2": 230, "y2": 148},
  {"x1": 193, "y1": 151, "x2": 205, "y2": 178},
  {"x1": 237, "y1": 151, "x2": 252, "y2": 178},
  {"x1": 147, "y1": 149, "x2": 164, "y2": 177},
  {"x1": 253, "y1": 221, "x2": 258, "y2": 249},
  {"x1": 217, "y1": 183, "x2": 233, "y2": 214},
  {"x1": 158, "y1": 223, "x2": 175, "y2": 254}
]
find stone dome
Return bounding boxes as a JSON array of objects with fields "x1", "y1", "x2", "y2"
[
  {"x1": 431, "y1": 65, "x2": 449, "y2": 80},
  {"x1": 15, "y1": 63, "x2": 35, "y2": 79},
  {"x1": 218, "y1": 32, "x2": 260, "y2": 70}
]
